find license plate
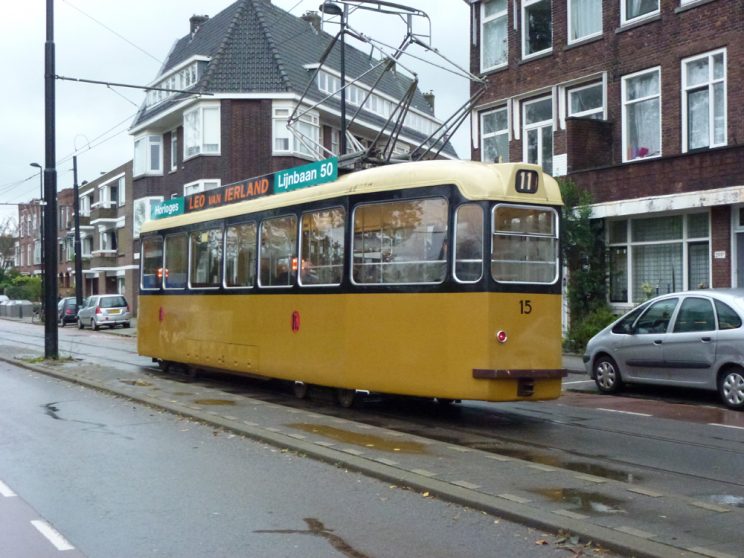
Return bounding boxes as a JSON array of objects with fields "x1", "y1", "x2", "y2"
[{"x1": 108, "y1": 309, "x2": 121, "y2": 315}]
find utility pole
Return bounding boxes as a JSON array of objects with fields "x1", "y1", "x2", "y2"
[
  {"x1": 43, "y1": 0, "x2": 58, "y2": 359},
  {"x1": 73, "y1": 156, "x2": 83, "y2": 307},
  {"x1": 320, "y1": 1, "x2": 347, "y2": 155}
]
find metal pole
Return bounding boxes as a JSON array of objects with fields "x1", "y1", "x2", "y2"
[
  {"x1": 43, "y1": 0, "x2": 58, "y2": 358},
  {"x1": 339, "y1": 5, "x2": 347, "y2": 156},
  {"x1": 73, "y1": 156, "x2": 83, "y2": 307}
]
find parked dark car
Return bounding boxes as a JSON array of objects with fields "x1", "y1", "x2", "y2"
[
  {"x1": 584, "y1": 289, "x2": 744, "y2": 410},
  {"x1": 57, "y1": 297, "x2": 80, "y2": 327}
]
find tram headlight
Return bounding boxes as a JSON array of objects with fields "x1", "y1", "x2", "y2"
[{"x1": 496, "y1": 330, "x2": 508, "y2": 343}]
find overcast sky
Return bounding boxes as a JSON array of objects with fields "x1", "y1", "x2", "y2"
[{"x1": 0, "y1": 0, "x2": 471, "y2": 226}]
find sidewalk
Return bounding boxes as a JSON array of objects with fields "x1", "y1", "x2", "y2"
[{"x1": 0, "y1": 331, "x2": 738, "y2": 558}]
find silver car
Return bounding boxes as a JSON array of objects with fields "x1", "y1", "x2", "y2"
[
  {"x1": 584, "y1": 289, "x2": 744, "y2": 410},
  {"x1": 77, "y1": 294, "x2": 131, "y2": 330}
]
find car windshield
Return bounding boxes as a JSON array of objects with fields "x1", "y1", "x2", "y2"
[{"x1": 100, "y1": 296, "x2": 127, "y2": 308}]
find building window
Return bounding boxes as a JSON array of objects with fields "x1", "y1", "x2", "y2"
[
  {"x1": 622, "y1": 67, "x2": 661, "y2": 162},
  {"x1": 170, "y1": 132, "x2": 178, "y2": 171},
  {"x1": 622, "y1": 0, "x2": 659, "y2": 25},
  {"x1": 481, "y1": 106, "x2": 509, "y2": 163},
  {"x1": 522, "y1": 0, "x2": 552, "y2": 59},
  {"x1": 481, "y1": 0, "x2": 508, "y2": 71},
  {"x1": 608, "y1": 213, "x2": 709, "y2": 303},
  {"x1": 133, "y1": 135, "x2": 163, "y2": 176},
  {"x1": 522, "y1": 96, "x2": 553, "y2": 174},
  {"x1": 184, "y1": 103, "x2": 220, "y2": 159},
  {"x1": 568, "y1": 0, "x2": 601, "y2": 43},
  {"x1": 682, "y1": 49, "x2": 726, "y2": 152},
  {"x1": 568, "y1": 82, "x2": 604, "y2": 119},
  {"x1": 183, "y1": 180, "x2": 221, "y2": 197},
  {"x1": 272, "y1": 103, "x2": 320, "y2": 160}
]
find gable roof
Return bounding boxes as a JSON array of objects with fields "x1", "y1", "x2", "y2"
[{"x1": 132, "y1": 0, "x2": 442, "y2": 147}]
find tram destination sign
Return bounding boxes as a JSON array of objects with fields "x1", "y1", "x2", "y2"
[{"x1": 150, "y1": 157, "x2": 338, "y2": 220}]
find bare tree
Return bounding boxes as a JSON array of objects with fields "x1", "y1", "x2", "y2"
[{"x1": 0, "y1": 215, "x2": 18, "y2": 269}]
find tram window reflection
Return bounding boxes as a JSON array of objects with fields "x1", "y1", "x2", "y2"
[
  {"x1": 300, "y1": 208, "x2": 345, "y2": 286},
  {"x1": 260, "y1": 215, "x2": 297, "y2": 287},
  {"x1": 454, "y1": 204, "x2": 484, "y2": 283},
  {"x1": 189, "y1": 227, "x2": 223, "y2": 288},
  {"x1": 141, "y1": 236, "x2": 163, "y2": 290},
  {"x1": 225, "y1": 222, "x2": 257, "y2": 288},
  {"x1": 352, "y1": 198, "x2": 448, "y2": 285},
  {"x1": 164, "y1": 232, "x2": 188, "y2": 289}
]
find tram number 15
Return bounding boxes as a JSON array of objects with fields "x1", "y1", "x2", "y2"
[{"x1": 519, "y1": 300, "x2": 532, "y2": 315}]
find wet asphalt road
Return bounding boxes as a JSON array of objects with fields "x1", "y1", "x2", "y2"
[
  {"x1": 2, "y1": 318, "x2": 744, "y2": 557},
  {"x1": 1, "y1": 361, "x2": 589, "y2": 558}
]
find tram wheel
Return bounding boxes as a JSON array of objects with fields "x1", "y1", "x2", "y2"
[
  {"x1": 157, "y1": 360, "x2": 171, "y2": 373},
  {"x1": 293, "y1": 381, "x2": 309, "y2": 399},
  {"x1": 335, "y1": 389, "x2": 356, "y2": 408}
]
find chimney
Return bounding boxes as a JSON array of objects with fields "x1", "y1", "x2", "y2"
[
  {"x1": 301, "y1": 11, "x2": 321, "y2": 32},
  {"x1": 190, "y1": 15, "x2": 209, "y2": 34},
  {"x1": 424, "y1": 91, "x2": 435, "y2": 111}
]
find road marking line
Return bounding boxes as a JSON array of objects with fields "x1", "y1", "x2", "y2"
[
  {"x1": 687, "y1": 546, "x2": 738, "y2": 558},
  {"x1": 614, "y1": 526, "x2": 654, "y2": 539},
  {"x1": 690, "y1": 500, "x2": 731, "y2": 513},
  {"x1": 574, "y1": 473, "x2": 608, "y2": 483},
  {"x1": 410, "y1": 469, "x2": 437, "y2": 478},
  {"x1": 598, "y1": 408, "x2": 652, "y2": 417},
  {"x1": 708, "y1": 423, "x2": 744, "y2": 431},
  {"x1": 498, "y1": 493, "x2": 531, "y2": 504},
  {"x1": 0, "y1": 480, "x2": 17, "y2": 497},
  {"x1": 341, "y1": 448, "x2": 364, "y2": 456},
  {"x1": 563, "y1": 380, "x2": 593, "y2": 385},
  {"x1": 528, "y1": 463, "x2": 558, "y2": 472},
  {"x1": 485, "y1": 454, "x2": 512, "y2": 462},
  {"x1": 30, "y1": 520, "x2": 75, "y2": 551},
  {"x1": 374, "y1": 458, "x2": 398, "y2": 466},
  {"x1": 452, "y1": 480, "x2": 480, "y2": 490},
  {"x1": 552, "y1": 509, "x2": 588, "y2": 520},
  {"x1": 626, "y1": 486, "x2": 662, "y2": 498}
]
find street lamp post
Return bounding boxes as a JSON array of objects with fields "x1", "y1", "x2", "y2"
[{"x1": 319, "y1": 1, "x2": 347, "y2": 156}]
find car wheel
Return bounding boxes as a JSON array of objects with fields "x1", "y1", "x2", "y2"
[
  {"x1": 123, "y1": 322, "x2": 130, "y2": 329},
  {"x1": 77, "y1": 318, "x2": 84, "y2": 329},
  {"x1": 718, "y1": 367, "x2": 744, "y2": 410},
  {"x1": 92, "y1": 318, "x2": 100, "y2": 331},
  {"x1": 593, "y1": 355, "x2": 623, "y2": 394}
]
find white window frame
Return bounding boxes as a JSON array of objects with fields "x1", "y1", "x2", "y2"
[
  {"x1": 133, "y1": 135, "x2": 163, "y2": 177},
  {"x1": 183, "y1": 179, "x2": 221, "y2": 197},
  {"x1": 621, "y1": 0, "x2": 659, "y2": 26},
  {"x1": 117, "y1": 177, "x2": 126, "y2": 207},
  {"x1": 183, "y1": 102, "x2": 221, "y2": 160},
  {"x1": 272, "y1": 102, "x2": 320, "y2": 160},
  {"x1": 480, "y1": 105, "x2": 510, "y2": 163},
  {"x1": 567, "y1": 0, "x2": 602, "y2": 44},
  {"x1": 621, "y1": 66, "x2": 662, "y2": 163},
  {"x1": 522, "y1": 95, "x2": 554, "y2": 173},
  {"x1": 567, "y1": 82, "x2": 605, "y2": 119},
  {"x1": 481, "y1": 0, "x2": 509, "y2": 72},
  {"x1": 681, "y1": 48, "x2": 727, "y2": 153},
  {"x1": 170, "y1": 131, "x2": 178, "y2": 172},
  {"x1": 522, "y1": 0, "x2": 553, "y2": 60}
]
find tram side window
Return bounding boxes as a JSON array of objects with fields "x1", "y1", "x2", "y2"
[
  {"x1": 190, "y1": 227, "x2": 223, "y2": 289},
  {"x1": 454, "y1": 204, "x2": 484, "y2": 283},
  {"x1": 164, "y1": 233, "x2": 188, "y2": 289},
  {"x1": 141, "y1": 236, "x2": 163, "y2": 290},
  {"x1": 300, "y1": 208, "x2": 345, "y2": 286},
  {"x1": 225, "y1": 222, "x2": 257, "y2": 288},
  {"x1": 353, "y1": 198, "x2": 448, "y2": 285},
  {"x1": 260, "y1": 215, "x2": 297, "y2": 287},
  {"x1": 491, "y1": 205, "x2": 558, "y2": 284}
]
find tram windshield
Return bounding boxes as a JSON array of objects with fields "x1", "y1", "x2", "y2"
[{"x1": 491, "y1": 205, "x2": 559, "y2": 284}]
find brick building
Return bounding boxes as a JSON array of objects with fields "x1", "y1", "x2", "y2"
[
  {"x1": 467, "y1": 0, "x2": 744, "y2": 309},
  {"x1": 75, "y1": 161, "x2": 139, "y2": 313},
  {"x1": 129, "y1": 0, "x2": 448, "y2": 243}
]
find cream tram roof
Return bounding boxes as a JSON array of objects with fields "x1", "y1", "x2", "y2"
[{"x1": 141, "y1": 160, "x2": 563, "y2": 233}]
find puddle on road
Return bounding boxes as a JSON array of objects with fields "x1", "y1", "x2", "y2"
[
  {"x1": 193, "y1": 399, "x2": 236, "y2": 406},
  {"x1": 530, "y1": 487, "x2": 626, "y2": 515},
  {"x1": 486, "y1": 447, "x2": 640, "y2": 483},
  {"x1": 288, "y1": 423, "x2": 428, "y2": 454}
]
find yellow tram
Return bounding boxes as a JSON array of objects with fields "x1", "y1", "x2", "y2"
[{"x1": 137, "y1": 160, "x2": 565, "y2": 405}]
